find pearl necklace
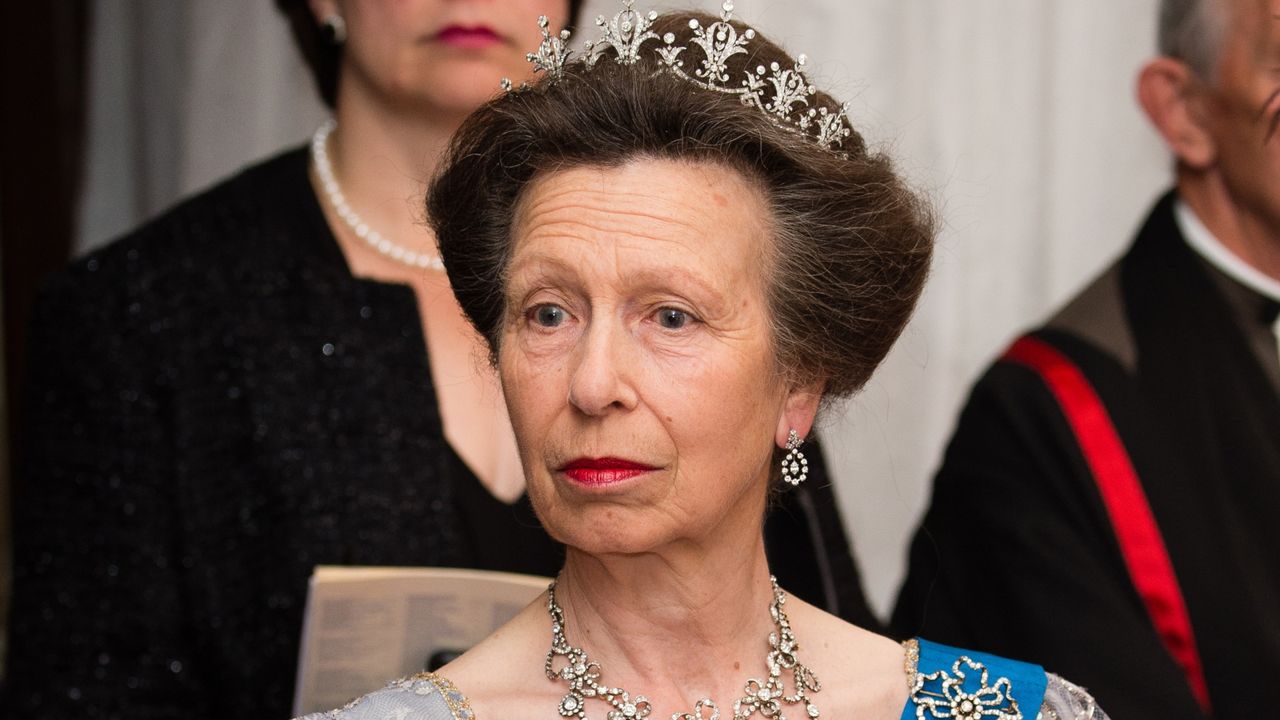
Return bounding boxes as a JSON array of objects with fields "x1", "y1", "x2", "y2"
[
  {"x1": 310, "y1": 119, "x2": 445, "y2": 271},
  {"x1": 546, "y1": 576, "x2": 822, "y2": 720}
]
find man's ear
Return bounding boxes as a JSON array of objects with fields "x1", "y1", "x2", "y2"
[
  {"x1": 775, "y1": 382, "x2": 823, "y2": 448},
  {"x1": 1137, "y1": 57, "x2": 1217, "y2": 169}
]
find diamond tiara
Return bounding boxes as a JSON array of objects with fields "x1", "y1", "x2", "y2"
[{"x1": 500, "y1": 0, "x2": 853, "y2": 153}]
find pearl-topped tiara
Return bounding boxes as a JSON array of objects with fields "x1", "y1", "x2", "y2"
[{"x1": 501, "y1": 0, "x2": 854, "y2": 153}]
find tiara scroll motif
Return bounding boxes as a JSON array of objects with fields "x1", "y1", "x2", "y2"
[{"x1": 500, "y1": 0, "x2": 853, "y2": 153}]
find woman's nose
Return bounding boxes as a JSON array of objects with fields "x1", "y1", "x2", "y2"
[{"x1": 566, "y1": 319, "x2": 638, "y2": 416}]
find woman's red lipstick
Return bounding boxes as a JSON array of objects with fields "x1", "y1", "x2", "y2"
[
  {"x1": 559, "y1": 458, "x2": 657, "y2": 486},
  {"x1": 434, "y1": 25, "x2": 502, "y2": 49}
]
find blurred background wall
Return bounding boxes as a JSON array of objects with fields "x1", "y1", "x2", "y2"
[{"x1": 3, "y1": 0, "x2": 1171, "y2": 657}]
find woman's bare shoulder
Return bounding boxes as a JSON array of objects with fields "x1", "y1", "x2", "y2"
[
  {"x1": 785, "y1": 595, "x2": 911, "y2": 719},
  {"x1": 434, "y1": 594, "x2": 565, "y2": 719}
]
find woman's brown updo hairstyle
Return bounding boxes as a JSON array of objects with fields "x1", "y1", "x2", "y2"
[{"x1": 428, "y1": 10, "x2": 934, "y2": 404}]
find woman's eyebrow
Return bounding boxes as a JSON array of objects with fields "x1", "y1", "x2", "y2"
[{"x1": 628, "y1": 266, "x2": 721, "y2": 296}]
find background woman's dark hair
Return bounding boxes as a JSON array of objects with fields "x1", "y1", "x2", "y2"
[
  {"x1": 274, "y1": 1, "x2": 588, "y2": 108},
  {"x1": 428, "y1": 11, "x2": 935, "y2": 402}
]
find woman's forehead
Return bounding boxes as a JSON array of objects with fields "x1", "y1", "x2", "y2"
[{"x1": 508, "y1": 159, "x2": 772, "y2": 284}]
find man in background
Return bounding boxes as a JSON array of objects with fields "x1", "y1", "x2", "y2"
[{"x1": 894, "y1": 1, "x2": 1280, "y2": 718}]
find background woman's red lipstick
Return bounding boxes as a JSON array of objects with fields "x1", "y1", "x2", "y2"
[
  {"x1": 559, "y1": 458, "x2": 657, "y2": 486},
  {"x1": 434, "y1": 25, "x2": 502, "y2": 49}
]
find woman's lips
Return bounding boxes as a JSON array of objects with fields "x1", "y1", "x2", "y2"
[
  {"x1": 558, "y1": 457, "x2": 658, "y2": 486},
  {"x1": 433, "y1": 25, "x2": 503, "y2": 49}
]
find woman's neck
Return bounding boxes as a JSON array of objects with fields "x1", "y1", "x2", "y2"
[
  {"x1": 554, "y1": 535, "x2": 778, "y2": 716},
  {"x1": 324, "y1": 86, "x2": 461, "y2": 282}
]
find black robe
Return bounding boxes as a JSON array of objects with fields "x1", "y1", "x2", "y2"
[
  {"x1": 4, "y1": 148, "x2": 875, "y2": 719},
  {"x1": 893, "y1": 192, "x2": 1280, "y2": 720}
]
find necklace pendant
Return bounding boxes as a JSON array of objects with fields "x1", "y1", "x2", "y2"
[
  {"x1": 675, "y1": 698, "x2": 720, "y2": 720},
  {"x1": 560, "y1": 693, "x2": 587, "y2": 717},
  {"x1": 606, "y1": 692, "x2": 650, "y2": 719}
]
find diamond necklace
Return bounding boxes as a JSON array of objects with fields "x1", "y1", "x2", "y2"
[
  {"x1": 309, "y1": 119, "x2": 445, "y2": 271},
  {"x1": 545, "y1": 575, "x2": 821, "y2": 720}
]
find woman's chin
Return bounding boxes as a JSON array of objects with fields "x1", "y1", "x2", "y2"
[{"x1": 545, "y1": 507, "x2": 677, "y2": 558}]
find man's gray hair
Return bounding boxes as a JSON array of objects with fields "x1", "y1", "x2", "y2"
[{"x1": 1159, "y1": 0, "x2": 1228, "y2": 77}]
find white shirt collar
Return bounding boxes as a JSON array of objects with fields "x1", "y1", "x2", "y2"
[{"x1": 1174, "y1": 199, "x2": 1280, "y2": 303}]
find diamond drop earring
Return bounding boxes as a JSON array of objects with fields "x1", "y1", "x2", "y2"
[{"x1": 781, "y1": 429, "x2": 809, "y2": 486}]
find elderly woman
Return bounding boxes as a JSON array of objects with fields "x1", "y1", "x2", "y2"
[
  {"x1": 6, "y1": 0, "x2": 873, "y2": 716},
  {"x1": 303, "y1": 3, "x2": 1108, "y2": 719}
]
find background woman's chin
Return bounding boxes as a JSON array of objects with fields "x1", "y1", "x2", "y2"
[{"x1": 400, "y1": 62, "x2": 523, "y2": 116}]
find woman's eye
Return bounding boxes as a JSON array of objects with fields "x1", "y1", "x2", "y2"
[
  {"x1": 532, "y1": 304, "x2": 568, "y2": 328},
  {"x1": 655, "y1": 307, "x2": 692, "y2": 330}
]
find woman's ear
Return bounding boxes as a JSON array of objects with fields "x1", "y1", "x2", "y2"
[
  {"x1": 775, "y1": 381, "x2": 823, "y2": 447},
  {"x1": 1137, "y1": 57, "x2": 1218, "y2": 170}
]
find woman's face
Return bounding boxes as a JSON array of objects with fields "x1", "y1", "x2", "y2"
[
  {"x1": 316, "y1": 0, "x2": 571, "y2": 118},
  {"x1": 499, "y1": 159, "x2": 818, "y2": 556}
]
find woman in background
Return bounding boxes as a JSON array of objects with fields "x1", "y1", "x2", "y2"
[{"x1": 3, "y1": 1, "x2": 869, "y2": 717}]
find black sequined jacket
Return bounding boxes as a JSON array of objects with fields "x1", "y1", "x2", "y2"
[{"x1": 4, "y1": 148, "x2": 874, "y2": 719}]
